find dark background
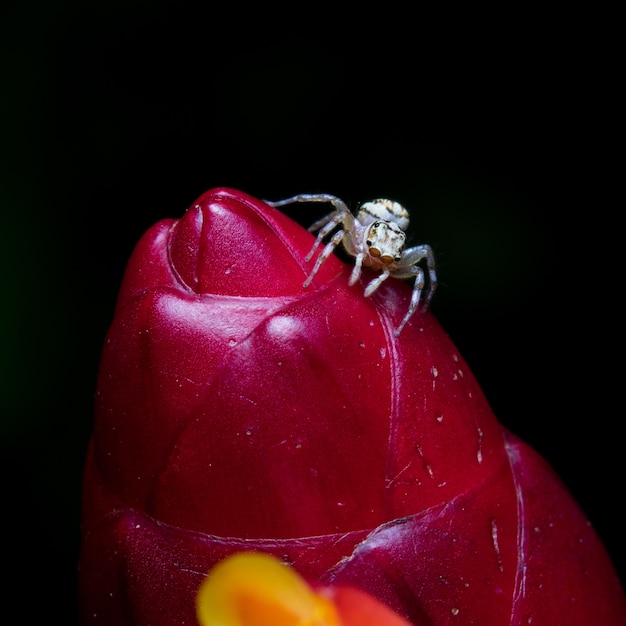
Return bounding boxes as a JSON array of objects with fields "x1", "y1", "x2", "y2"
[{"x1": 2, "y1": 3, "x2": 622, "y2": 623}]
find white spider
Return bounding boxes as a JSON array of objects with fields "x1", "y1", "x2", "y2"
[{"x1": 266, "y1": 193, "x2": 437, "y2": 336}]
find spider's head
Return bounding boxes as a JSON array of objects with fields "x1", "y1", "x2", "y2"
[{"x1": 365, "y1": 221, "x2": 406, "y2": 265}]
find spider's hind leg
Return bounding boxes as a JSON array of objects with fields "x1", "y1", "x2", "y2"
[
  {"x1": 265, "y1": 193, "x2": 350, "y2": 217},
  {"x1": 304, "y1": 229, "x2": 346, "y2": 287},
  {"x1": 305, "y1": 214, "x2": 343, "y2": 261}
]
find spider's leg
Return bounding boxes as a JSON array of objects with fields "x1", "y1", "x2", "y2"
[
  {"x1": 265, "y1": 193, "x2": 348, "y2": 210},
  {"x1": 349, "y1": 252, "x2": 365, "y2": 285},
  {"x1": 265, "y1": 194, "x2": 352, "y2": 233},
  {"x1": 308, "y1": 211, "x2": 341, "y2": 233},
  {"x1": 305, "y1": 215, "x2": 343, "y2": 261},
  {"x1": 308, "y1": 207, "x2": 357, "y2": 261},
  {"x1": 397, "y1": 244, "x2": 437, "y2": 311},
  {"x1": 266, "y1": 193, "x2": 352, "y2": 235},
  {"x1": 303, "y1": 229, "x2": 345, "y2": 287},
  {"x1": 394, "y1": 266, "x2": 425, "y2": 336},
  {"x1": 418, "y1": 244, "x2": 437, "y2": 310},
  {"x1": 363, "y1": 268, "x2": 391, "y2": 297}
]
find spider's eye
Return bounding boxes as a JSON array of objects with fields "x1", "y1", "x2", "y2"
[
  {"x1": 395, "y1": 256, "x2": 401, "y2": 263},
  {"x1": 373, "y1": 221, "x2": 380, "y2": 227},
  {"x1": 366, "y1": 240, "x2": 372, "y2": 247}
]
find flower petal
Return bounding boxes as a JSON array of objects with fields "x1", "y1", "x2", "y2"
[{"x1": 196, "y1": 552, "x2": 340, "y2": 626}]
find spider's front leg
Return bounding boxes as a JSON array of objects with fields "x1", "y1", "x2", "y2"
[{"x1": 363, "y1": 268, "x2": 392, "y2": 297}]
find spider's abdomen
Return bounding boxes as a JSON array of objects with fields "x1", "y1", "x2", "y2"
[{"x1": 358, "y1": 199, "x2": 410, "y2": 231}]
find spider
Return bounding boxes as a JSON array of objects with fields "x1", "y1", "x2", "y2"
[{"x1": 266, "y1": 193, "x2": 437, "y2": 336}]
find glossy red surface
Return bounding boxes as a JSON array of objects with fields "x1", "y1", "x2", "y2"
[{"x1": 79, "y1": 187, "x2": 626, "y2": 625}]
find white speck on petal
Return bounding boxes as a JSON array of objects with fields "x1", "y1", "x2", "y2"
[
  {"x1": 415, "y1": 444, "x2": 434, "y2": 478},
  {"x1": 451, "y1": 607, "x2": 460, "y2": 616},
  {"x1": 491, "y1": 518, "x2": 504, "y2": 572},
  {"x1": 267, "y1": 315, "x2": 304, "y2": 339}
]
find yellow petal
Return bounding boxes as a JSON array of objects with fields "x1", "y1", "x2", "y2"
[{"x1": 196, "y1": 552, "x2": 342, "y2": 626}]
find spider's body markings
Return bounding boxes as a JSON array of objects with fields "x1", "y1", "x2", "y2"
[{"x1": 266, "y1": 193, "x2": 437, "y2": 336}]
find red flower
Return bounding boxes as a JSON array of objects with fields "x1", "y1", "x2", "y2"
[{"x1": 78, "y1": 187, "x2": 626, "y2": 625}]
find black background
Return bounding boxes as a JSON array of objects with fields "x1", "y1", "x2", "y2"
[{"x1": 2, "y1": 3, "x2": 622, "y2": 623}]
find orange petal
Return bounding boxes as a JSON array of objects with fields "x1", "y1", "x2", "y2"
[
  {"x1": 196, "y1": 552, "x2": 341, "y2": 626},
  {"x1": 325, "y1": 586, "x2": 414, "y2": 626}
]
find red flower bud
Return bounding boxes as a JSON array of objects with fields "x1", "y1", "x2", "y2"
[{"x1": 79, "y1": 187, "x2": 626, "y2": 625}]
